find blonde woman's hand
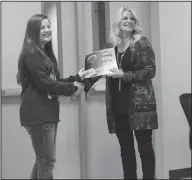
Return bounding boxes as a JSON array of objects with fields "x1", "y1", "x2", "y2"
[
  {"x1": 78, "y1": 68, "x2": 87, "y2": 80},
  {"x1": 107, "y1": 68, "x2": 124, "y2": 79}
]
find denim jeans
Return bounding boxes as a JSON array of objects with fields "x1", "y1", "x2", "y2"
[
  {"x1": 24, "y1": 123, "x2": 58, "y2": 179},
  {"x1": 114, "y1": 114, "x2": 155, "y2": 179}
]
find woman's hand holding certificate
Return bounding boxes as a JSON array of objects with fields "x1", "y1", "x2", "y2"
[
  {"x1": 84, "y1": 48, "x2": 118, "y2": 78},
  {"x1": 78, "y1": 68, "x2": 87, "y2": 80},
  {"x1": 107, "y1": 68, "x2": 124, "y2": 78}
]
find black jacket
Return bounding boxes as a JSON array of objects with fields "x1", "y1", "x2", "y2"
[
  {"x1": 19, "y1": 46, "x2": 81, "y2": 126},
  {"x1": 84, "y1": 36, "x2": 158, "y2": 133}
]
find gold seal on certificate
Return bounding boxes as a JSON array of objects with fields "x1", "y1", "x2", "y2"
[{"x1": 84, "y1": 48, "x2": 118, "y2": 78}]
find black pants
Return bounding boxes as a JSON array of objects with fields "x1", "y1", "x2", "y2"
[
  {"x1": 24, "y1": 123, "x2": 58, "y2": 179},
  {"x1": 114, "y1": 114, "x2": 155, "y2": 179}
]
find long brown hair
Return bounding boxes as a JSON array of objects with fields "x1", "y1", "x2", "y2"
[{"x1": 17, "y1": 14, "x2": 59, "y2": 86}]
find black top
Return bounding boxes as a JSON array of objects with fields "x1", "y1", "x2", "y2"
[
  {"x1": 111, "y1": 46, "x2": 133, "y2": 114},
  {"x1": 19, "y1": 46, "x2": 81, "y2": 126}
]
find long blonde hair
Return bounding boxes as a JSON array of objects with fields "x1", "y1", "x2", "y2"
[{"x1": 109, "y1": 7, "x2": 142, "y2": 47}]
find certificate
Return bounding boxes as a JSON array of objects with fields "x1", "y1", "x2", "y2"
[{"x1": 84, "y1": 48, "x2": 118, "y2": 78}]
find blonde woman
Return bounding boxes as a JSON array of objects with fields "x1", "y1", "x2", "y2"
[{"x1": 84, "y1": 7, "x2": 158, "y2": 179}]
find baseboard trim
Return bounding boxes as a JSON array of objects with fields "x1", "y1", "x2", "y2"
[{"x1": 169, "y1": 167, "x2": 191, "y2": 179}]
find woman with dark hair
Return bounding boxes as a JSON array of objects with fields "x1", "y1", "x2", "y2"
[
  {"x1": 84, "y1": 7, "x2": 158, "y2": 179},
  {"x1": 17, "y1": 14, "x2": 85, "y2": 179}
]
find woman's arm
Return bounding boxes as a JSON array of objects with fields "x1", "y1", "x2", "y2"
[
  {"x1": 58, "y1": 74, "x2": 82, "y2": 83},
  {"x1": 58, "y1": 68, "x2": 86, "y2": 83},
  {"x1": 24, "y1": 48, "x2": 78, "y2": 96},
  {"x1": 122, "y1": 36, "x2": 156, "y2": 83},
  {"x1": 83, "y1": 76, "x2": 102, "y2": 92}
]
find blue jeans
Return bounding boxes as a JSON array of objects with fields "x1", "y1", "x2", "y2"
[{"x1": 24, "y1": 123, "x2": 58, "y2": 179}]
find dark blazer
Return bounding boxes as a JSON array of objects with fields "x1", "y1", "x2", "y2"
[
  {"x1": 19, "y1": 45, "x2": 81, "y2": 126},
  {"x1": 84, "y1": 36, "x2": 158, "y2": 133}
]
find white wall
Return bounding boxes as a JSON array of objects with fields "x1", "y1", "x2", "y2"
[
  {"x1": 158, "y1": 2, "x2": 191, "y2": 178},
  {"x1": 2, "y1": 2, "x2": 41, "y2": 90}
]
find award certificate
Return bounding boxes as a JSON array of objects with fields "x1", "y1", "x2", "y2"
[{"x1": 84, "y1": 48, "x2": 118, "y2": 78}]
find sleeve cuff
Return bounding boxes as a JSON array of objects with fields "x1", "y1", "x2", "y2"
[{"x1": 122, "y1": 71, "x2": 132, "y2": 82}]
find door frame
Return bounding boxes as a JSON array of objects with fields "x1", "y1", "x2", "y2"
[{"x1": 150, "y1": 2, "x2": 163, "y2": 179}]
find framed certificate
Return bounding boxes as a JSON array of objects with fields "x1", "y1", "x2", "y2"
[{"x1": 84, "y1": 48, "x2": 118, "y2": 79}]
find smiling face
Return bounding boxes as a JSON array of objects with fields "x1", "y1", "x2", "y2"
[
  {"x1": 40, "y1": 19, "x2": 52, "y2": 47},
  {"x1": 119, "y1": 10, "x2": 136, "y2": 33}
]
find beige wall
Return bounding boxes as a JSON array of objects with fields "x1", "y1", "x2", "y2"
[
  {"x1": 151, "y1": 2, "x2": 191, "y2": 178},
  {"x1": 159, "y1": 2, "x2": 191, "y2": 178},
  {"x1": 2, "y1": 2, "x2": 41, "y2": 90}
]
